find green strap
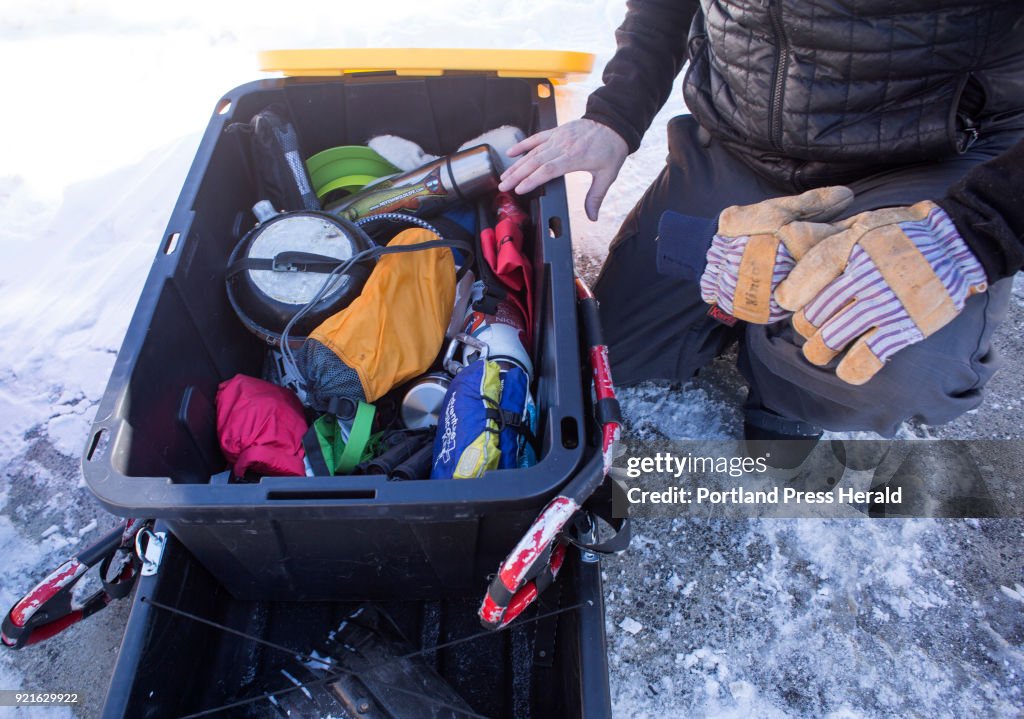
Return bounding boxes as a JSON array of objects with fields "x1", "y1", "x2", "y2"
[
  {"x1": 336, "y1": 401, "x2": 375, "y2": 474},
  {"x1": 312, "y1": 415, "x2": 343, "y2": 475}
]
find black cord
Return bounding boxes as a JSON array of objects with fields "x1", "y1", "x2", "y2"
[
  {"x1": 277, "y1": 213, "x2": 472, "y2": 395},
  {"x1": 140, "y1": 595, "x2": 583, "y2": 719}
]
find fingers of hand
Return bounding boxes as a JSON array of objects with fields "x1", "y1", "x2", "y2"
[
  {"x1": 503, "y1": 120, "x2": 628, "y2": 199},
  {"x1": 499, "y1": 148, "x2": 562, "y2": 193},
  {"x1": 800, "y1": 300, "x2": 858, "y2": 367},
  {"x1": 585, "y1": 168, "x2": 616, "y2": 221},
  {"x1": 793, "y1": 260, "x2": 870, "y2": 364},
  {"x1": 718, "y1": 186, "x2": 854, "y2": 237},
  {"x1": 513, "y1": 156, "x2": 568, "y2": 195},
  {"x1": 778, "y1": 220, "x2": 844, "y2": 261},
  {"x1": 795, "y1": 257, "x2": 888, "y2": 361},
  {"x1": 773, "y1": 185, "x2": 855, "y2": 222},
  {"x1": 500, "y1": 136, "x2": 559, "y2": 190},
  {"x1": 498, "y1": 155, "x2": 534, "y2": 192},
  {"x1": 834, "y1": 305, "x2": 933, "y2": 385},
  {"x1": 775, "y1": 229, "x2": 859, "y2": 311},
  {"x1": 825, "y1": 251, "x2": 941, "y2": 383},
  {"x1": 506, "y1": 129, "x2": 553, "y2": 158},
  {"x1": 792, "y1": 308, "x2": 817, "y2": 340},
  {"x1": 794, "y1": 260, "x2": 922, "y2": 384},
  {"x1": 835, "y1": 333, "x2": 887, "y2": 385}
]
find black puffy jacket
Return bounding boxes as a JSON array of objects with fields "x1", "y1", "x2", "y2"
[{"x1": 585, "y1": 0, "x2": 1024, "y2": 185}]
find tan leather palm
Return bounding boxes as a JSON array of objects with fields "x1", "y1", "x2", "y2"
[
  {"x1": 776, "y1": 201, "x2": 988, "y2": 384},
  {"x1": 710, "y1": 186, "x2": 854, "y2": 323}
]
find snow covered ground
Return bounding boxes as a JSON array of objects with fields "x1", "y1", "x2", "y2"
[{"x1": 0, "y1": 1, "x2": 1021, "y2": 717}]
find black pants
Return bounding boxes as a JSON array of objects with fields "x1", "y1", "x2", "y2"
[{"x1": 594, "y1": 115, "x2": 1016, "y2": 436}]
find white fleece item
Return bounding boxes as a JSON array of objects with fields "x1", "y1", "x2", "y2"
[
  {"x1": 368, "y1": 125, "x2": 526, "y2": 173},
  {"x1": 367, "y1": 135, "x2": 433, "y2": 172}
]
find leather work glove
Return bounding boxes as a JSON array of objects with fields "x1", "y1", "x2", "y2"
[
  {"x1": 699, "y1": 186, "x2": 855, "y2": 323},
  {"x1": 775, "y1": 201, "x2": 989, "y2": 385}
]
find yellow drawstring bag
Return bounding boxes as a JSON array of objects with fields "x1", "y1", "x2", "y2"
[{"x1": 301, "y1": 228, "x2": 456, "y2": 412}]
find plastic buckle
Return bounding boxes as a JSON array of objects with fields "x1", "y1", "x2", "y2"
[
  {"x1": 501, "y1": 411, "x2": 522, "y2": 430},
  {"x1": 271, "y1": 256, "x2": 299, "y2": 272},
  {"x1": 327, "y1": 396, "x2": 358, "y2": 421},
  {"x1": 494, "y1": 409, "x2": 522, "y2": 431}
]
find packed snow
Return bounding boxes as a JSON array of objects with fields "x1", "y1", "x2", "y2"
[{"x1": 0, "y1": 1, "x2": 1021, "y2": 717}]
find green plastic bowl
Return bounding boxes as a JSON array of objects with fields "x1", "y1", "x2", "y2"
[{"x1": 306, "y1": 146, "x2": 401, "y2": 200}]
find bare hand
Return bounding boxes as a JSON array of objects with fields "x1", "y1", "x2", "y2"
[{"x1": 498, "y1": 119, "x2": 629, "y2": 221}]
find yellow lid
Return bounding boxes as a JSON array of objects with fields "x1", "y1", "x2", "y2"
[{"x1": 258, "y1": 48, "x2": 594, "y2": 84}]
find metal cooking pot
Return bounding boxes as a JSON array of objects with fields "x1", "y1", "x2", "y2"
[{"x1": 226, "y1": 201, "x2": 374, "y2": 347}]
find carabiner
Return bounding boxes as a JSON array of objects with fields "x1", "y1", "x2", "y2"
[{"x1": 2, "y1": 518, "x2": 149, "y2": 649}]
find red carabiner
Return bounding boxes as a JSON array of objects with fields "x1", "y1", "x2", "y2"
[
  {"x1": 2, "y1": 518, "x2": 148, "y2": 649},
  {"x1": 575, "y1": 276, "x2": 622, "y2": 474},
  {"x1": 479, "y1": 276, "x2": 622, "y2": 631},
  {"x1": 479, "y1": 495, "x2": 578, "y2": 630}
]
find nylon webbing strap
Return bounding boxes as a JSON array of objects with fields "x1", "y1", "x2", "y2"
[
  {"x1": 336, "y1": 401, "x2": 375, "y2": 474},
  {"x1": 561, "y1": 507, "x2": 631, "y2": 556},
  {"x1": 99, "y1": 550, "x2": 141, "y2": 600},
  {"x1": 303, "y1": 422, "x2": 333, "y2": 476},
  {"x1": 473, "y1": 200, "x2": 507, "y2": 314},
  {"x1": 484, "y1": 406, "x2": 539, "y2": 453},
  {"x1": 227, "y1": 251, "x2": 352, "y2": 277},
  {"x1": 302, "y1": 402, "x2": 375, "y2": 476}
]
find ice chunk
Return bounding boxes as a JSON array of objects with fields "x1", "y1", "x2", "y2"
[{"x1": 619, "y1": 616, "x2": 643, "y2": 635}]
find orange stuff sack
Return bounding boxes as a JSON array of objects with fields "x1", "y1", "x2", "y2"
[{"x1": 301, "y1": 228, "x2": 456, "y2": 412}]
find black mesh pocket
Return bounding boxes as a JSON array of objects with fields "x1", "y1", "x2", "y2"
[
  {"x1": 300, "y1": 339, "x2": 366, "y2": 412},
  {"x1": 250, "y1": 104, "x2": 320, "y2": 212}
]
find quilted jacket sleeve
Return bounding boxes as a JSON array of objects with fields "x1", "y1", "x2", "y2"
[
  {"x1": 583, "y1": 0, "x2": 699, "y2": 153},
  {"x1": 937, "y1": 138, "x2": 1024, "y2": 282}
]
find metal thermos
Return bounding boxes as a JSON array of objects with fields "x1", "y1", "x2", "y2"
[
  {"x1": 328, "y1": 144, "x2": 501, "y2": 221},
  {"x1": 400, "y1": 373, "x2": 451, "y2": 430}
]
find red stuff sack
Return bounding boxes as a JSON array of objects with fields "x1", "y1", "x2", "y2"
[{"x1": 216, "y1": 374, "x2": 307, "y2": 477}]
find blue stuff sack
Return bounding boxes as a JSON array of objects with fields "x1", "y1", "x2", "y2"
[
  {"x1": 430, "y1": 360, "x2": 537, "y2": 479},
  {"x1": 431, "y1": 360, "x2": 502, "y2": 479},
  {"x1": 496, "y1": 366, "x2": 537, "y2": 470}
]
